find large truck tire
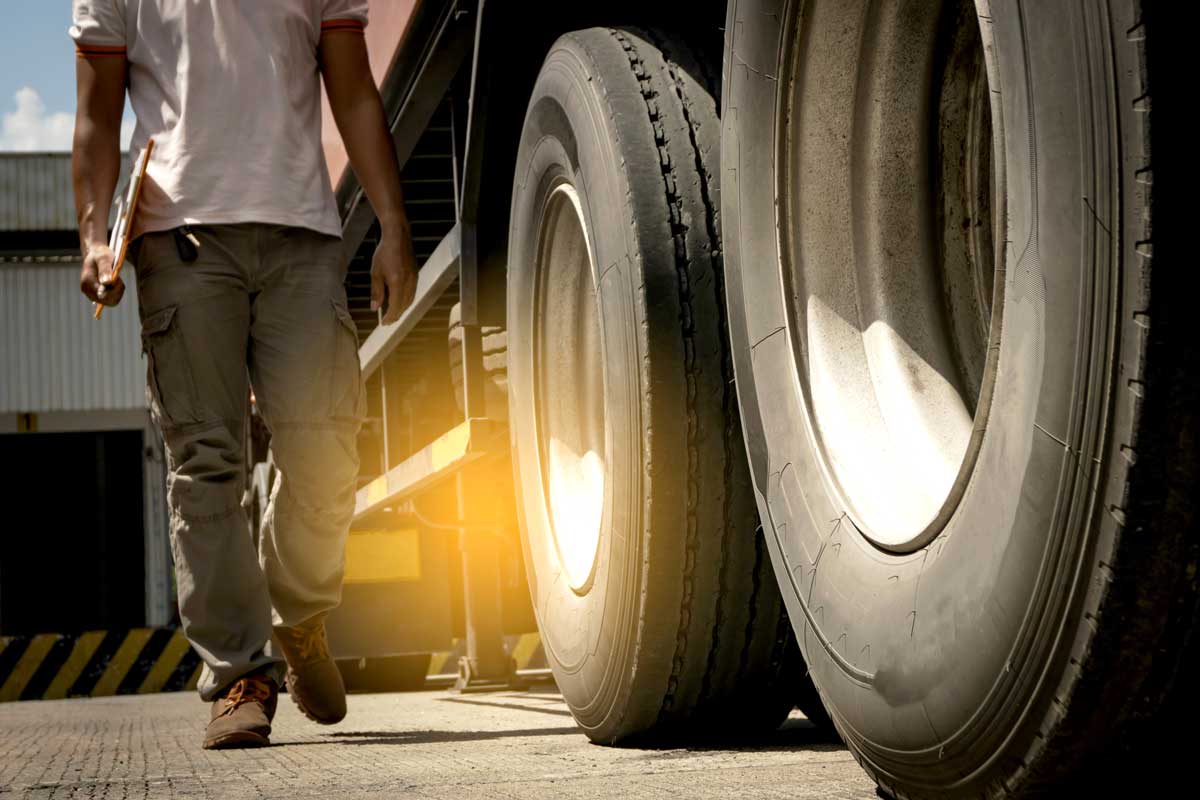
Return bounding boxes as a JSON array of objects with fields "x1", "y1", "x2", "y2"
[
  {"x1": 506, "y1": 27, "x2": 809, "y2": 743},
  {"x1": 722, "y1": 0, "x2": 1195, "y2": 796}
]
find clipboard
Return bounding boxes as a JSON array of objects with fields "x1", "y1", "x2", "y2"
[{"x1": 94, "y1": 138, "x2": 154, "y2": 320}]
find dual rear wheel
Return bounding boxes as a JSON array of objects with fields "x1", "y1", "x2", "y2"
[{"x1": 506, "y1": 3, "x2": 1196, "y2": 796}]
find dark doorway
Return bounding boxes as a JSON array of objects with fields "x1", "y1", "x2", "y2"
[{"x1": 0, "y1": 429, "x2": 145, "y2": 635}]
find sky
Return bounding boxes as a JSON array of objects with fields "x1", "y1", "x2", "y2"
[{"x1": 0, "y1": 4, "x2": 133, "y2": 151}]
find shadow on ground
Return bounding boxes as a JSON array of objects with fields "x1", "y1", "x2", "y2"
[
  {"x1": 289, "y1": 699, "x2": 845, "y2": 754},
  {"x1": 435, "y1": 695, "x2": 576, "y2": 718},
  {"x1": 288, "y1": 727, "x2": 583, "y2": 746},
  {"x1": 629, "y1": 719, "x2": 846, "y2": 755}
]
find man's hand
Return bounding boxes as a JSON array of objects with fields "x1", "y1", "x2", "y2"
[
  {"x1": 370, "y1": 226, "x2": 418, "y2": 324},
  {"x1": 74, "y1": 53, "x2": 126, "y2": 309},
  {"x1": 80, "y1": 241, "x2": 126, "y2": 307}
]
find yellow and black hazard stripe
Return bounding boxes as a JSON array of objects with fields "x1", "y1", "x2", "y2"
[
  {"x1": 0, "y1": 629, "x2": 201, "y2": 703},
  {"x1": 2, "y1": 628, "x2": 547, "y2": 701}
]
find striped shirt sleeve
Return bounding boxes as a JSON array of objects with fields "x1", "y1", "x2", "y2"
[
  {"x1": 69, "y1": 0, "x2": 127, "y2": 58},
  {"x1": 320, "y1": 0, "x2": 369, "y2": 34}
]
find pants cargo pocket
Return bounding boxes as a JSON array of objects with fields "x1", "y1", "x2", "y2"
[
  {"x1": 142, "y1": 304, "x2": 201, "y2": 427},
  {"x1": 330, "y1": 300, "x2": 364, "y2": 422}
]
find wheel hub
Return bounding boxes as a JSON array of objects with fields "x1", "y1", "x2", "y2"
[
  {"x1": 534, "y1": 182, "x2": 607, "y2": 589},
  {"x1": 777, "y1": 0, "x2": 1003, "y2": 552}
]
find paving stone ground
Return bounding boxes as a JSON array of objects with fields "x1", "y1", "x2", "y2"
[{"x1": 0, "y1": 685, "x2": 877, "y2": 799}]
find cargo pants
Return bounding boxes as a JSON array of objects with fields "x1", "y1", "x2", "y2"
[{"x1": 131, "y1": 224, "x2": 364, "y2": 701}]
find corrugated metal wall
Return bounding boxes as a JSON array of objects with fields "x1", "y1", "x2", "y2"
[
  {"x1": 0, "y1": 153, "x2": 131, "y2": 232},
  {"x1": 0, "y1": 263, "x2": 145, "y2": 413}
]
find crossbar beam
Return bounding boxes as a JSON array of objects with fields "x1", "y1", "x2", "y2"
[{"x1": 353, "y1": 417, "x2": 506, "y2": 521}]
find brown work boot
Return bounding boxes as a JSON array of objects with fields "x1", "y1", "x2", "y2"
[
  {"x1": 274, "y1": 614, "x2": 346, "y2": 725},
  {"x1": 203, "y1": 671, "x2": 278, "y2": 749}
]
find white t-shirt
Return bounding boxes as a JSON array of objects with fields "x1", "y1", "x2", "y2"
[{"x1": 70, "y1": 0, "x2": 369, "y2": 239}]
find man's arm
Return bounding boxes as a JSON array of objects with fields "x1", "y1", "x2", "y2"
[
  {"x1": 319, "y1": 30, "x2": 417, "y2": 325},
  {"x1": 72, "y1": 55, "x2": 128, "y2": 307}
]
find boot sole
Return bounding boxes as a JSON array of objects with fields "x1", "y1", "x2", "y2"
[
  {"x1": 286, "y1": 676, "x2": 346, "y2": 725},
  {"x1": 203, "y1": 730, "x2": 270, "y2": 749}
]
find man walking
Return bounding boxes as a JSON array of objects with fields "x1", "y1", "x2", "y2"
[{"x1": 71, "y1": 1, "x2": 417, "y2": 749}]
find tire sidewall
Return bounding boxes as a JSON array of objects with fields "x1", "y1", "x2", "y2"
[
  {"x1": 507, "y1": 41, "x2": 660, "y2": 736},
  {"x1": 723, "y1": 0, "x2": 1120, "y2": 785}
]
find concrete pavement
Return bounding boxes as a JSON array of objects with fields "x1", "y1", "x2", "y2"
[{"x1": 0, "y1": 685, "x2": 877, "y2": 799}]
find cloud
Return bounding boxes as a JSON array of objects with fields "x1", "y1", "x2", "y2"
[
  {"x1": 0, "y1": 87, "x2": 73, "y2": 150},
  {"x1": 0, "y1": 87, "x2": 135, "y2": 151}
]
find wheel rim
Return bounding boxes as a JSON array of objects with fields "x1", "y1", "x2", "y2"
[
  {"x1": 777, "y1": 0, "x2": 1004, "y2": 552},
  {"x1": 534, "y1": 182, "x2": 607, "y2": 590}
]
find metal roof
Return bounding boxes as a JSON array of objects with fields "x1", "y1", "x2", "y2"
[
  {"x1": 1, "y1": 261, "x2": 146, "y2": 413},
  {"x1": 0, "y1": 153, "x2": 132, "y2": 232}
]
